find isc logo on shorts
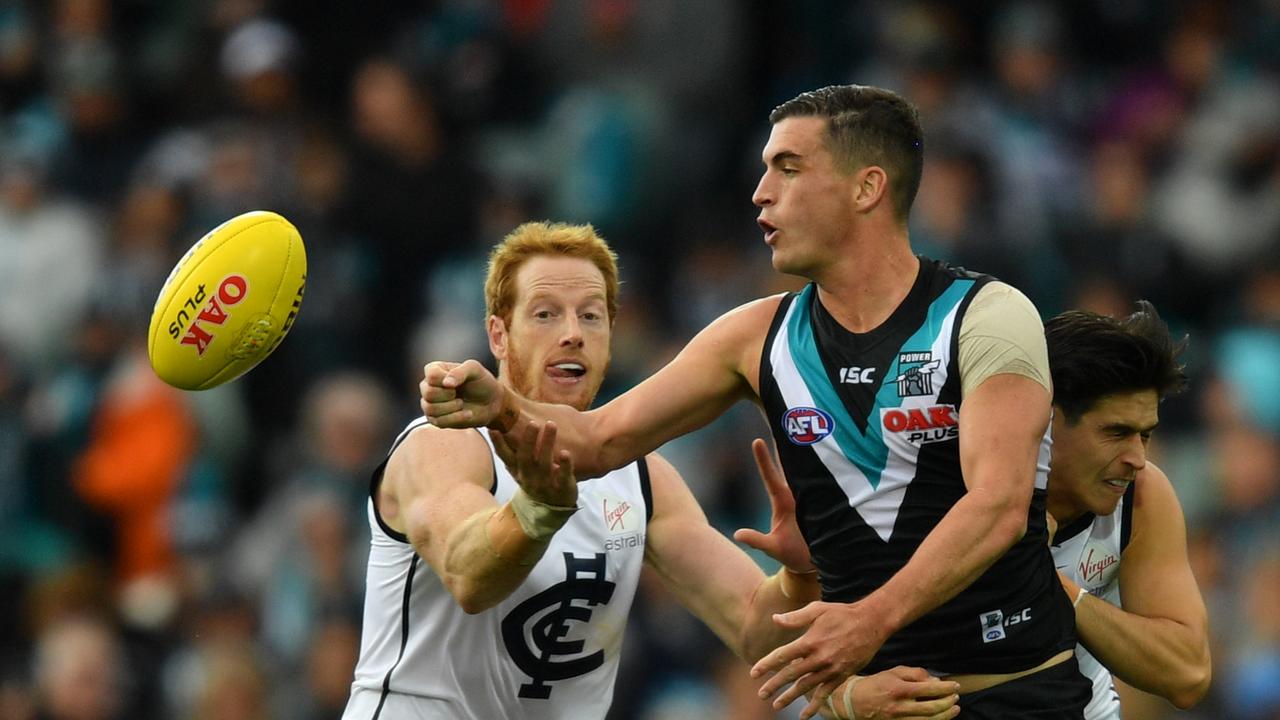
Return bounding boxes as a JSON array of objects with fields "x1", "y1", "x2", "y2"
[{"x1": 783, "y1": 407, "x2": 834, "y2": 445}]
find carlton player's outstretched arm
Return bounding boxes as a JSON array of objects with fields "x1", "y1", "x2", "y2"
[
  {"x1": 642, "y1": 441, "x2": 820, "y2": 662},
  {"x1": 1058, "y1": 464, "x2": 1211, "y2": 708},
  {"x1": 379, "y1": 422, "x2": 577, "y2": 614},
  {"x1": 644, "y1": 440, "x2": 962, "y2": 720},
  {"x1": 421, "y1": 297, "x2": 782, "y2": 477}
]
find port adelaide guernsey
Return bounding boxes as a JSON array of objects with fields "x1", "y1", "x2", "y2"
[{"x1": 758, "y1": 257, "x2": 1076, "y2": 674}]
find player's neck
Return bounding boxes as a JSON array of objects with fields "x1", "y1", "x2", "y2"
[
  {"x1": 1046, "y1": 493, "x2": 1087, "y2": 529},
  {"x1": 814, "y1": 235, "x2": 918, "y2": 334}
]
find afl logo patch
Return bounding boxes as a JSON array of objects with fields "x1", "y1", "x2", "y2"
[{"x1": 783, "y1": 407, "x2": 834, "y2": 445}]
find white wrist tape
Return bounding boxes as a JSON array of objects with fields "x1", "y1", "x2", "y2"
[
  {"x1": 509, "y1": 487, "x2": 577, "y2": 540},
  {"x1": 842, "y1": 675, "x2": 863, "y2": 719},
  {"x1": 1073, "y1": 587, "x2": 1089, "y2": 608}
]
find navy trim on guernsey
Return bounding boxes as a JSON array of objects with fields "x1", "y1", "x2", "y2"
[
  {"x1": 367, "y1": 421, "x2": 495, "y2": 545},
  {"x1": 371, "y1": 555, "x2": 421, "y2": 720},
  {"x1": 1119, "y1": 480, "x2": 1136, "y2": 552},
  {"x1": 639, "y1": 456, "x2": 653, "y2": 522},
  {"x1": 1051, "y1": 480, "x2": 1137, "y2": 551},
  {"x1": 368, "y1": 453, "x2": 409, "y2": 544},
  {"x1": 1053, "y1": 514, "x2": 1094, "y2": 547}
]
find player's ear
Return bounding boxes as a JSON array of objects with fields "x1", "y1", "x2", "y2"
[
  {"x1": 488, "y1": 315, "x2": 508, "y2": 361},
  {"x1": 853, "y1": 165, "x2": 888, "y2": 213}
]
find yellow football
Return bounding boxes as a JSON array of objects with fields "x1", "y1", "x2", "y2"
[{"x1": 148, "y1": 210, "x2": 307, "y2": 391}]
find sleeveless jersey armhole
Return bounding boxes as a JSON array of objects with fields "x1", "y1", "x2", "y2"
[
  {"x1": 638, "y1": 456, "x2": 653, "y2": 523},
  {"x1": 369, "y1": 423, "x2": 494, "y2": 544},
  {"x1": 1119, "y1": 480, "x2": 1137, "y2": 552},
  {"x1": 759, "y1": 292, "x2": 798, "y2": 394}
]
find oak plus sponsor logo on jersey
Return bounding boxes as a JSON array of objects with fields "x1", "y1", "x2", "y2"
[
  {"x1": 838, "y1": 366, "x2": 876, "y2": 384},
  {"x1": 1078, "y1": 540, "x2": 1120, "y2": 588},
  {"x1": 782, "y1": 406, "x2": 835, "y2": 445},
  {"x1": 881, "y1": 404, "x2": 959, "y2": 445},
  {"x1": 979, "y1": 607, "x2": 1033, "y2": 644},
  {"x1": 601, "y1": 495, "x2": 644, "y2": 552},
  {"x1": 895, "y1": 352, "x2": 941, "y2": 397}
]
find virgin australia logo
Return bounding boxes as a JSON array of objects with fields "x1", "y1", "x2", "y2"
[
  {"x1": 603, "y1": 497, "x2": 632, "y2": 532},
  {"x1": 1079, "y1": 546, "x2": 1119, "y2": 585}
]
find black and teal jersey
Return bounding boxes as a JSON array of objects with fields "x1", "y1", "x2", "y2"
[{"x1": 758, "y1": 257, "x2": 1075, "y2": 674}]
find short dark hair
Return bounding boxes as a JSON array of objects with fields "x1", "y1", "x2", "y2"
[
  {"x1": 1045, "y1": 300, "x2": 1189, "y2": 423},
  {"x1": 769, "y1": 85, "x2": 924, "y2": 223}
]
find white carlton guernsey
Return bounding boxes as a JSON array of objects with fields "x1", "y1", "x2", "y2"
[
  {"x1": 1050, "y1": 482, "x2": 1135, "y2": 720},
  {"x1": 343, "y1": 419, "x2": 651, "y2": 720}
]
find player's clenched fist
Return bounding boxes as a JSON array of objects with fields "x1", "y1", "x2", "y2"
[{"x1": 420, "y1": 359, "x2": 510, "y2": 430}]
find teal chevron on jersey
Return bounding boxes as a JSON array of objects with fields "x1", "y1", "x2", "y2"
[
  {"x1": 876, "y1": 278, "x2": 974, "y2": 409},
  {"x1": 785, "y1": 284, "x2": 887, "y2": 486},
  {"x1": 786, "y1": 280, "x2": 974, "y2": 489}
]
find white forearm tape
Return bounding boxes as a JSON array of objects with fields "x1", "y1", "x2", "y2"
[{"x1": 509, "y1": 487, "x2": 578, "y2": 540}]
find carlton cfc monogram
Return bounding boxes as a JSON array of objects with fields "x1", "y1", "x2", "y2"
[{"x1": 501, "y1": 553, "x2": 616, "y2": 699}]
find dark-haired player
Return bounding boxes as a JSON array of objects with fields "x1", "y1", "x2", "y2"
[{"x1": 1045, "y1": 302, "x2": 1211, "y2": 718}]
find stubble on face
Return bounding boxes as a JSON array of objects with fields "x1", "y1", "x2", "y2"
[
  {"x1": 502, "y1": 332, "x2": 536, "y2": 404},
  {"x1": 496, "y1": 255, "x2": 613, "y2": 412},
  {"x1": 501, "y1": 320, "x2": 609, "y2": 412}
]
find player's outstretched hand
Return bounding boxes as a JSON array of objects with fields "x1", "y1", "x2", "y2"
[
  {"x1": 816, "y1": 666, "x2": 960, "y2": 720},
  {"x1": 491, "y1": 421, "x2": 576, "y2": 507},
  {"x1": 733, "y1": 438, "x2": 813, "y2": 574},
  {"x1": 421, "y1": 359, "x2": 505, "y2": 428},
  {"x1": 752, "y1": 600, "x2": 890, "y2": 719}
]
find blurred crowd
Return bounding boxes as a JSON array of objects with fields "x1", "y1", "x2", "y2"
[{"x1": 1, "y1": 1, "x2": 1278, "y2": 719}]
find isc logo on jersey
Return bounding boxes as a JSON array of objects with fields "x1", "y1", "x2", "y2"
[
  {"x1": 783, "y1": 407, "x2": 834, "y2": 445},
  {"x1": 839, "y1": 367, "x2": 875, "y2": 384},
  {"x1": 979, "y1": 607, "x2": 1032, "y2": 644},
  {"x1": 882, "y1": 404, "x2": 959, "y2": 445}
]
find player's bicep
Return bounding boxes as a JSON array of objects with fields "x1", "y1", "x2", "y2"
[
  {"x1": 1117, "y1": 467, "x2": 1207, "y2": 630},
  {"x1": 385, "y1": 427, "x2": 498, "y2": 572},
  {"x1": 959, "y1": 373, "x2": 1050, "y2": 497},
  {"x1": 957, "y1": 283, "x2": 1051, "y2": 498},
  {"x1": 643, "y1": 453, "x2": 764, "y2": 645}
]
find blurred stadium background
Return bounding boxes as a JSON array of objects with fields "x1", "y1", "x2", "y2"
[{"x1": 1, "y1": 1, "x2": 1278, "y2": 718}]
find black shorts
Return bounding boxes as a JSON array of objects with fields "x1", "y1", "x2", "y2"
[{"x1": 958, "y1": 656, "x2": 1091, "y2": 719}]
